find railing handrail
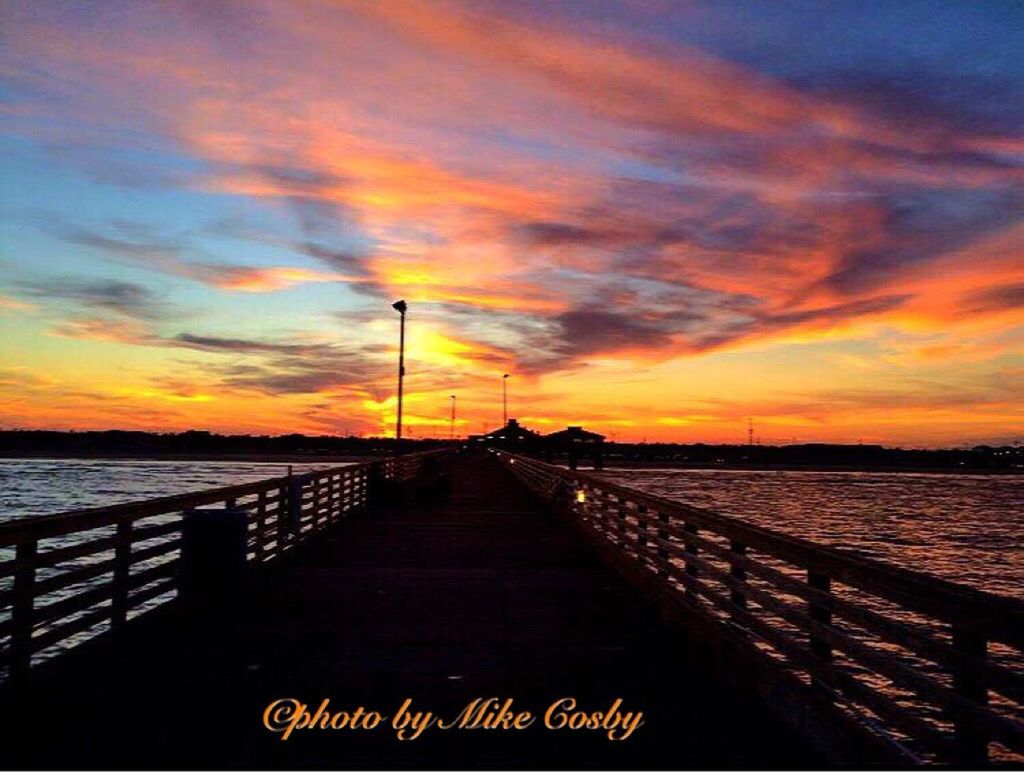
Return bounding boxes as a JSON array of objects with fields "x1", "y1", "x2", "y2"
[
  {"x1": 0, "y1": 448, "x2": 451, "y2": 681},
  {"x1": 497, "y1": 450, "x2": 1024, "y2": 764},
  {"x1": 0, "y1": 464, "x2": 358, "y2": 544},
  {"x1": 0, "y1": 449, "x2": 449, "y2": 546},
  {"x1": 497, "y1": 451, "x2": 1024, "y2": 630}
]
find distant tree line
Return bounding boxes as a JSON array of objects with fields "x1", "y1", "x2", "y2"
[
  {"x1": 0, "y1": 430, "x2": 1020, "y2": 471},
  {"x1": 0, "y1": 429, "x2": 446, "y2": 457},
  {"x1": 597, "y1": 441, "x2": 1023, "y2": 471}
]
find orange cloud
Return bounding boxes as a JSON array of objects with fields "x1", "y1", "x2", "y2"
[{"x1": 206, "y1": 266, "x2": 359, "y2": 292}]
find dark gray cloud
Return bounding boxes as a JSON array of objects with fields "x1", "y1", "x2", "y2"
[
  {"x1": 555, "y1": 306, "x2": 686, "y2": 356},
  {"x1": 686, "y1": 294, "x2": 913, "y2": 352},
  {"x1": 794, "y1": 69, "x2": 1024, "y2": 142},
  {"x1": 517, "y1": 221, "x2": 621, "y2": 247},
  {"x1": 215, "y1": 362, "x2": 372, "y2": 395},
  {"x1": 518, "y1": 189, "x2": 823, "y2": 258},
  {"x1": 518, "y1": 289, "x2": 914, "y2": 370},
  {"x1": 38, "y1": 214, "x2": 368, "y2": 290},
  {"x1": 761, "y1": 293, "x2": 912, "y2": 328},
  {"x1": 44, "y1": 219, "x2": 184, "y2": 262},
  {"x1": 820, "y1": 186, "x2": 1022, "y2": 295},
  {"x1": 960, "y1": 283, "x2": 1024, "y2": 314},
  {"x1": 219, "y1": 161, "x2": 356, "y2": 238},
  {"x1": 39, "y1": 217, "x2": 224, "y2": 284},
  {"x1": 299, "y1": 242, "x2": 370, "y2": 275},
  {"x1": 246, "y1": 164, "x2": 347, "y2": 196},
  {"x1": 170, "y1": 333, "x2": 332, "y2": 356},
  {"x1": 213, "y1": 345, "x2": 389, "y2": 394},
  {"x1": 168, "y1": 332, "x2": 389, "y2": 395},
  {"x1": 16, "y1": 277, "x2": 171, "y2": 320}
]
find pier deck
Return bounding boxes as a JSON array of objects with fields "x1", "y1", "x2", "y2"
[{"x1": 2, "y1": 455, "x2": 816, "y2": 769}]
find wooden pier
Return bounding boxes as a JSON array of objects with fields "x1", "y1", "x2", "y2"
[{"x1": 0, "y1": 450, "x2": 1021, "y2": 768}]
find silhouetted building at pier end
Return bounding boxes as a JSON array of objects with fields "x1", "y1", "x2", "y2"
[
  {"x1": 471, "y1": 419, "x2": 606, "y2": 468},
  {"x1": 542, "y1": 425, "x2": 606, "y2": 469},
  {"x1": 472, "y1": 418, "x2": 541, "y2": 450}
]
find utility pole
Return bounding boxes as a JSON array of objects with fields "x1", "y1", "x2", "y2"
[
  {"x1": 502, "y1": 373, "x2": 509, "y2": 425},
  {"x1": 748, "y1": 417, "x2": 754, "y2": 446},
  {"x1": 392, "y1": 300, "x2": 407, "y2": 440},
  {"x1": 450, "y1": 394, "x2": 456, "y2": 441}
]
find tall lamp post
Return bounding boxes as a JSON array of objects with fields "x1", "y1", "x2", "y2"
[
  {"x1": 450, "y1": 394, "x2": 456, "y2": 441},
  {"x1": 502, "y1": 373, "x2": 510, "y2": 425},
  {"x1": 392, "y1": 300, "x2": 407, "y2": 441}
]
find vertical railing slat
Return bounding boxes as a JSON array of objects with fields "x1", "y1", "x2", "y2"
[
  {"x1": 952, "y1": 624, "x2": 989, "y2": 765},
  {"x1": 657, "y1": 511, "x2": 670, "y2": 578},
  {"x1": 683, "y1": 523, "x2": 699, "y2": 596},
  {"x1": 313, "y1": 475, "x2": 322, "y2": 531},
  {"x1": 807, "y1": 570, "x2": 834, "y2": 698},
  {"x1": 729, "y1": 540, "x2": 747, "y2": 617},
  {"x1": 11, "y1": 539, "x2": 37, "y2": 683},
  {"x1": 111, "y1": 520, "x2": 132, "y2": 629},
  {"x1": 255, "y1": 490, "x2": 268, "y2": 561}
]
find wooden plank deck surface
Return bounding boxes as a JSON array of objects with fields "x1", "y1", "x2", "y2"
[{"x1": 1, "y1": 454, "x2": 818, "y2": 769}]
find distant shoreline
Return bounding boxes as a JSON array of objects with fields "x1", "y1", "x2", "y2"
[
  {"x1": 1, "y1": 451, "x2": 1020, "y2": 475},
  {"x1": 593, "y1": 460, "x2": 1023, "y2": 476},
  {"x1": 0, "y1": 451, "x2": 373, "y2": 464}
]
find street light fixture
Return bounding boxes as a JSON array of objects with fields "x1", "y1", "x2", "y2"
[
  {"x1": 502, "y1": 373, "x2": 510, "y2": 426},
  {"x1": 450, "y1": 394, "x2": 456, "y2": 441},
  {"x1": 392, "y1": 300, "x2": 407, "y2": 441}
]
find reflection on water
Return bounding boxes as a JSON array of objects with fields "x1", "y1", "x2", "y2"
[
  {"x1": 0, "y1": 458, "x2": 343, "y2": 519},
  {"x1": 601, "y1": 467, "x2": 1023, "y2": 598}
]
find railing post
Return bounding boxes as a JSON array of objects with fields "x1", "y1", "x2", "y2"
[
  {"x1": 287, "y1": 476, "x2": 304, "y2": 531},
  {"x1": 330, "y1": 474, "x2": 340, "y2": 520},
  {"x1": 952, "y1": 624, "x2": 989, "y2": 765},
  {"x1": 807, "y1": 571, "x2": 832, "y2": 656},
  {"x1": 351, "y1": 470, "x2": 362, "y2": 513},
  {"x1": 729, "y1": 540, "x2": 747, "y2": 616},
  {"x1": 312, "y1": 475, "x2": 322, "y2": 530},
  {"x1": 635, "y1": 504, "x2": 649, "y2": 566},
  {"x1": 320, "y1": 474, "x2": 329, "y2": 523},
  {"x1": 368, "y1": 459, "x2": 404, "y2": 507},
  {"x1": 657, "y1": 511, "x2": 670, "y2": 577},
  {"x1": 613, "y1": 497, "x2": 624, "y2": 543},
  {"x1": 683, "y1": 523, "x2": 699, "y2": 596},
  {"x1": 255, "y1": 490, "x2": 268, "y2": 560},
  {"x1": 111, "y1": 520, "x2": 133, "y2": 631},
  {"x1": 10, "y1": 538, "x2": 37, "y2": 684},
  {"x1": 612, "y1": 495, "x2": 626, "y2": 546},
  {"x1": 807, "y1": 570, "x2": 834, "y2": 697},
  {"x1": 276, "y1": 482, "x2": 289, "y2": 554}
]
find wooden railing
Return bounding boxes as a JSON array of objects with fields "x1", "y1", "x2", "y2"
[
  {"x1": 0, "y1": 450, "x2": 447, "y2": 682},
  {"x1": 497, "y1": 451, "x2": 1024, "y2": 766}
]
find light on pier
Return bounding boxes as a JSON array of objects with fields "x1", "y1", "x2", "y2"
[{"x1": 392, "y1": 299, "x2": 407, "y2": 441}]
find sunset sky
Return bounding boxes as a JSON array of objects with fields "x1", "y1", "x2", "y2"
[{"x1": 0, "y1": 1, "x2": 1021, "y2": 446}]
